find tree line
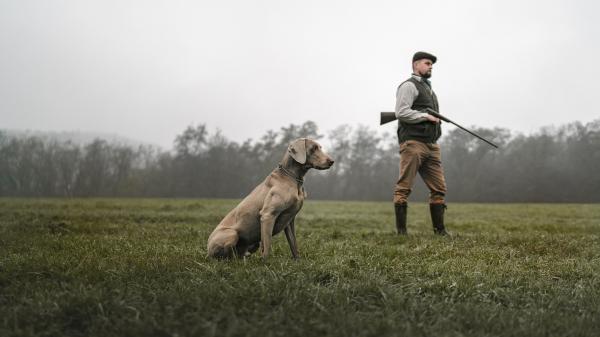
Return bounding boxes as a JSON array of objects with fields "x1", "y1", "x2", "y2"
[{"x1": 1, "y1": 119, "x2": 599, "y2": 202}]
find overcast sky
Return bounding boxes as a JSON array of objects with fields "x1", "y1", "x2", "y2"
[{"x1": 1, "y1": 0, "x2": 598, "y2": 149}]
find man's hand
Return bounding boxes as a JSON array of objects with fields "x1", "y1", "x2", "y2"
[{"x1": 424, "y1": 114, "x2": 440, "y2": 123}]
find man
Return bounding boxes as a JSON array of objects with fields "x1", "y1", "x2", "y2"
[{"x1": 393, "y1": 51, "x2": 449, "y2": 236}]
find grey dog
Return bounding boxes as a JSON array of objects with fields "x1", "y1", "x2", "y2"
[{"x1": 207, "y1": 138, "x2": 334, "y2": 259}]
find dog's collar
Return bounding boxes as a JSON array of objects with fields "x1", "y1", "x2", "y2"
[{"x1": 277, "y1": 164, "x2": 304, "y2": 185}]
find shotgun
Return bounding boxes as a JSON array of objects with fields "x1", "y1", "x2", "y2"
[{"x1": 380, "y1": 111, "x2": 499, "y2": 148}]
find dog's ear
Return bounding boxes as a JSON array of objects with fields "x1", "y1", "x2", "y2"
[{"x1": 288, "y1": 138, "x2": 307, "y2": 164}]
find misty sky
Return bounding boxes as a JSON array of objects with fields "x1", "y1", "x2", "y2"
[{"x1": 1, "y1": 0, "x2": 598, "y2": 149}]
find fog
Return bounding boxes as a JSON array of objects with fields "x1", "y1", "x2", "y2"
[{"x1": 1, "y1": 0, "x2": 598, "y2": 149}]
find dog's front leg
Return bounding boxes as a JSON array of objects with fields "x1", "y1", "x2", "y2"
[
  {"x1": 259, "y1": 193, "x2": 285, "y2": 259},
  {"x1": 259, "y1": 212, "x2": 277, "y2": 258},
  {"x1": 284, "y1": 218, "x2": 299, "y2": 259}
]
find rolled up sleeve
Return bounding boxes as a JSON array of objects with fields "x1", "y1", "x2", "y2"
[{"x1": 395, "y1": 82, "x2": 428, "y2": 124}]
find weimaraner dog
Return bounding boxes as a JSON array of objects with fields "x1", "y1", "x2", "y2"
[{"x1": 207, "y1": 138, "x2": 334, "y2": 259}]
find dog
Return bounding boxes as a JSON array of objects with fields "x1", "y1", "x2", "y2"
[{"x1": 207, "y1": 138, "x2": 334, "y2": 259}]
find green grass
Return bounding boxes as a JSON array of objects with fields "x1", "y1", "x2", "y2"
[{"x1": 1, "y1": 198, "x2": 599, "y2": 337}]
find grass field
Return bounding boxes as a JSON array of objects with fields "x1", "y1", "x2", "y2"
[{"x1": 1, "y1": 198, "x2": 599, "y2": 337}]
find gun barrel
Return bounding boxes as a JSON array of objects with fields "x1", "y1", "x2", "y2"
[{"x1": 447, "y1": 121, "x2": 499, "y2": 148}]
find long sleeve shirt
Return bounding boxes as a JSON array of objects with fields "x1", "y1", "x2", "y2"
[{"x1": 395, "y1": 74, "x2": 431, "y2": 124}]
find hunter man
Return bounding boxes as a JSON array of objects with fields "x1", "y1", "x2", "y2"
[{"x1": 393, "y1": 51, "x2": 449, "y2": 236}]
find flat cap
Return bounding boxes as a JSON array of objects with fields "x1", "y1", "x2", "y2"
[{"x1": 412, "y1": 51, "x2": 437, "y2": 64}]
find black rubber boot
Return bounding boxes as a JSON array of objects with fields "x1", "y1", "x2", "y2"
[
  {"x1": 430, "y1": 203, "x2": 448, "y2": 236},
  {"x1": 394, "y1": 203, "x2": 408, "y2": 235}
]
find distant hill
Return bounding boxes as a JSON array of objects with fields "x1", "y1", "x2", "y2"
[{"x1": 0, "y1": 129, "x2": 161, "y2": 149}]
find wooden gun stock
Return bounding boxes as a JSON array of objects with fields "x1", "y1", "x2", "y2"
[{"x1": 380, "y1": 112, "x2": 397, "y2": 125}]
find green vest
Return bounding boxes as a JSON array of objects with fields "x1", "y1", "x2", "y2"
[{"x1": 397, "y1": 77, "x2": 442, "y2": 143}]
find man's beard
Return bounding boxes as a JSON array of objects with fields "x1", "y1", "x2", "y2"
[{"x1": 421, "y1": 71, "x2": 432, "y2": 79}]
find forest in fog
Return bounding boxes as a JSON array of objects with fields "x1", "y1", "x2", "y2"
[{"x1": 1, "y1": 119, "x2": 599, "y2": 202}]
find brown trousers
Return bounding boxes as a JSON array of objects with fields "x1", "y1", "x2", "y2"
[{"x1": 393, "y1": 140, "x2": 447, "y2": 204}]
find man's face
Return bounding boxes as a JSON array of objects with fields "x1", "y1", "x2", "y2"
[{"x1": 413, "y1": 59, "x2": 433, "y2": 78}]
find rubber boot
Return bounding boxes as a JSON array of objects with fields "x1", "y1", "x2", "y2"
[
  {"x1": 394, "y1": 203, "x2": 408, "y2": 235},
  {"x1": 430, "y1": 203, "x2": 448, "y2": 236}
]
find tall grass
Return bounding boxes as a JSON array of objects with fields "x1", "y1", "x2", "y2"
[{"x1": 1, "y1": 199, "x2": 599, "y2": 336}]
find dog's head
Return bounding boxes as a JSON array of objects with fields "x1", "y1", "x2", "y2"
[{"x1": 288, "y1": 138, "x2": 334, "y2": 170}]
